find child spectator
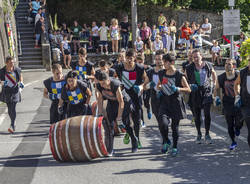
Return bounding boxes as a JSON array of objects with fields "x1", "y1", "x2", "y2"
[
  {"x1": 151, "y1": 25, "x2": 159, "y2": 42},
  {"x1": 141, "y1": 21, "x2": 152, "y2": 52},
  {"x1": 178, "y1": 21, "x2": 192, "y2": 54},
  {"x1": 153, "y1": 35, "x2": 163, "y2": 53},
  {"x1": 161, "y1": 21, "x2": 169, "y2": 53},
  {"x1": 136, "y1": 22, "x2": 141, "y2": 38},
  {"x1": 120, "y1": 16, "x2": 130, "y2": 50},
  {"x1": 211, "y1": 40, "x2": 221, "y2": 65},
  {"x1": 110, "y1": 18, "x2": 119, "y2": 54},
  {"x1": 168, "y1": 19, "x2": 177, "y2": 55},
  {"x1": 91, "y1": 21, "x2": 99, "y2": 53},
  {"x1": 192, "y1": 28, "x2": 203, "y2": 49},
  {"x1": 134, "y1": 36, "x2": 144, "y2": 53},
  {"x1": 158, "y1": 12, "x2": 167, "y2": 32},
  {"x1": 98, "y1": 21, "x2": 109, "y2": 55},
  {"x1": 71, "y1": 20, "x2": 82, "y2": 55},
  {"x1": 60, "y1": 35, "x2": 72, "y2": 69}
]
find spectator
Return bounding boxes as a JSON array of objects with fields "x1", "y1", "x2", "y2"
[
  {"x1": 201, "y1": 18, "x2": 212, "y2": 36},
  {"x1": 211, "y1": 40, "x2": 221, "y2": 65},
  {"x1": 141, "y1": 21, "x2": 152, "y2": 52},
  {"x1": 98, "y1": 21, "x2": 109, "y2": 55},
  {"x1": 91, "y1": 21, "x2": 99, "y2": 53},
  {"x1": 153, "y1": 35, "x2": 163, "y2": 53},
  {"x1": 190, "y1": 21, "x2": 197, "y2": 49},
  {"x1": 34, "y1": 17, "x2": 45, "y2": 48},
  {"x1": 61, "y1": 23, "x2": 70, "y2": 36},
  {"x1": 134, "y1": 36, "x2": 144, "y2": 53},
  {"x1": 35, "y1": 8, "x2": 42, "y2": 26},
  {"x1": 151, "y1": 25, "x2": 159, "y2": 43},
  {"x1": 158, "y1": 12, "x2": 167, "y2": 32},
  {"x1": 29, "y1": 0, "x2": 40, "y2": 19},
  {"x1": 192, "y1": 28, "x2": 203, "y2": 49},
  {"x1": 136, "y1": 22, "x2": 141, "y2": 38},
  {"x1": 60, "y1": 35, "x2": 72, "y2": 69},
  {"x1": 70, "y1": 20, "x2": 82, "y2": 55},
  {"x1": 178, "y1": 21, "x2": 192, "y2": 54},
  {"x1": 49, "y1": 30, "x2": 58, "y2": 48},
  {"x1": 80, "y1": 24, "x2": 89, "y2": 41},
  {"x1": 41, "y1": 8, "x2": 46, "y2": 17},
  {"x1": 56, "y1": 30, "x2": 63, "y2": 45},
  {"x1": 110, "y1": 18, "x2": 119, "y2": 54},
  {"x1": 161, "y1": 21, "x2": 169, "y2": 53},
  {"x1": 239, "y1": 32, "x2": 248, "y2": 45},
  {"x1": 168, "y1": 19, "x2": 177, "y2": 55},
  {"x1": 120, "y1": 16, "x2": 130, "y2": 50}
]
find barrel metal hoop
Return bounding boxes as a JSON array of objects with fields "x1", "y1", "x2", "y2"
[
  {"x1": 49, "y1": 124, "x2": 59, "y2": 161},
  {"x1": 58, "y1": 121, "x2": 67, "y2": 161},
  {"x1": 65, "y1": 119, "x2": 76, "y2": 161},
  {"x1": 93, "y1": 117, "x2": 103, "y2": 157},
  {"x1": 97, "y1": 117, "x2": 108, "y2": 156},
  {"x1": 80, "y1": 116, "x2": 92, "y2": 161},
  {"x1": 54, "y1": 122, "x2": 63, "y2": 161},
  {"x1": 87, "y1": 116, "x2": 96, "y2": 158}
]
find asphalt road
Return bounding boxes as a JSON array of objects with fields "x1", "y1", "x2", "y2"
[{"x1": 0, "y1": 69, "x2": 249, "y2": 184}]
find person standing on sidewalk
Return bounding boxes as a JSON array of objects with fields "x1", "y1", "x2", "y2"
[
  {"x1": 234, "y1": 56, "x2": 250, "y2": 148},
  {"x1": 120, "y1": 16, "x2": 130, "y2": 50},
  {"x1": 0, "y1": 56, "x2": 24, "y2": 133},
  {"x1": 214, "y1": 59, "x2": 243, "y2": 150}
]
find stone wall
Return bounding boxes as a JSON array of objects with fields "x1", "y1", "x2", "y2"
[
  {"x1": 137, "y1": 6, "x2": 223, "y2": 40},
  {"x1": 0, "y1": 0, "x2": 18, "y2": 68}
]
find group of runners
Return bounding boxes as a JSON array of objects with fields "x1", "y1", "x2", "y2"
[{"x1": 1, "y1": 48, "x2": 250, "y2": 157}]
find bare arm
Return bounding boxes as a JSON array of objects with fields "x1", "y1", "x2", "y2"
[
  {"x1": 213, "y1": 78, "x2": 220, "y2": 97},
  {"x1": 85, "y1": 87, "x2": 92, "y2": 104},
  {"x1": 234, "y1": 74, "x2": 241, "y2": 96},
  {"x1": 43, "y1": 88, "x2": 49, "y2": 99},
  {"x1": 96, "y1": 89, "x2": 103, "y2": 116},
  {"x1": 142, "y1": 71, "x2": 149, "y2": 89},
  {"x1": 116, "y1": 87, "x2": 124, "y2": 121},
  {"x1": 180, "y1": 76, "x2": 191, "y2": 93},
  {"x1": 211, "y1": 69, "x2": 217, "y2": 86}
]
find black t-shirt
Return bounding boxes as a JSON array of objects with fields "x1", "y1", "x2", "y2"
[
  {"x1": 182, "y1": 60, "x2": 191, "y2": 72},
  {"x1": 96, "y1": 78, "x2": 129, "y2": 102},
  {"x1": 61, "y1": 80, "x2": 88, "y2": 105},
  {"x1": 115, "y1": 63, "x2": 145, "y2": 90},
  {"x1": 120, "y1": 22, "x2": 130, "y2": 34},
  {"x1": 71, "y1": 61, "x2": 94, "y2": 80},
  {"x1": 158, "y1": 69, "x2": 184, "y2": 96},
  {"x1": 35, "y1": 20, "x2": 43, "y2": 34},
  {"x1": 43, "y1": 77, "x2": 66, "y2": 101},
  {"x1": 95, "y1": 68, "x2": 115, "y2": 79}
]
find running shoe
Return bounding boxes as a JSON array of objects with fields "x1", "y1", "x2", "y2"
[
  {"x1": 161, "y1": 141, "x2": 171, "y2": 154},
  {"x1": 8, "y1": 125, "x2": 15, "y2": 134},
  {"x1": 205, "y1": 134, "x2": 212, "y2": 144},
  {"x1": 171, "y1": 148, "x2": 178, "y2": 157},
  {"x1": 229, "y1": 142, "x2": 237, "y2": 151},
  {"x1": 141, "y1": 121, "x2": 146, "y2": 128},
  {"x1": 147, "y1": 111, "x2": 152, "y2": 120},
  {"x1": 132, "y1": 147, "x2": 138, "y2": 153},
  {"x1": 123, "y1": 133, "x2": 130, "y2": 144},
  {"x1": 235, "y1": 128, "x2": 240, "y2": 137},
  {"x1": 138, "y1": 140, "x2": 142, "y2": 149},
  {"x1": 195, "y1": 135, "x2": 202, "y2": 144}
]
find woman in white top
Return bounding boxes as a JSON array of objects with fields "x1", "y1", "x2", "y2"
[
  {"x1": 167, "y1": 19, "x2": 177, "y2": 55},
  {"x1": 110, "y1": 18, "x2": 120, "y2": 54},
  {"x1": 153, "y1": 35, "x2": 163, "y2": 52}
]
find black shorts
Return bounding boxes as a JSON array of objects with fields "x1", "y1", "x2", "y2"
[
  {"x1": 64, "y1": 49, "x2": 71, "y2": 55},
  {"x1": 143, "y1": 38, "x2": 150, "y2": 44}
]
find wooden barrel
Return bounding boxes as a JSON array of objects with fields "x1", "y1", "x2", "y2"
[{"x1": 49, "y1": 115, "x2": 110, "y2": 162}]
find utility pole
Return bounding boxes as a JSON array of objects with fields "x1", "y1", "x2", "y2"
[
  {"x1": 131, "y1": 0, "x2": 137, "y2": 45},
  {"x1": 229, "y1": 0, "x2": 234, "y2": 59}
]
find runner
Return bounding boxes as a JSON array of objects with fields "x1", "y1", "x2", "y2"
[
  {"x1": 96, "y1": 71, "x2": 133, "y2": 154},
  {"x1": 0, "y1": 56, "x2": 24, "y2": 133},
  {"x1": 234, "y1": 56, "x2": 250, "y2": 148},
  {"x1": 43, "y1": 64, "x2": 66, "y2": 124},
  {"x1": 115, "y1": 49, "x2": 149, "y2": 151},
  {"x1": 58, "y1": 71, "x2": 92, "y2": 118},
  {"x1": 145, "y1": 51, "x2": 164, "y2": 121},
  {"x1": 214, "y1": 59, "x2": 243, "y2": 150},
  {"x1": 71, "y1": 47, "x2": 95, "y2": 90},
  {"x1": 157, "y1": 54, "x2": 191, "y2": 156},
  {"x1": 185, "y1": 49, "x2": 217, "y2": 144},
  {"x1": 95, "y1": 60, "x2": 116, "y2": 78}
]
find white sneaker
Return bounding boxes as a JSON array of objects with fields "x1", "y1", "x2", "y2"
[{"x1": 105, "y1": 52, "x2": 108, "y2": 55}]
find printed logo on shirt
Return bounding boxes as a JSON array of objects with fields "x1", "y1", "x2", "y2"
[
  {"x1": 102, "y1": 90, "x2": 117, "y2": 100},
  {"x1": 161, "y1": 77, "x2": 176, "y2": 96},
  {"x1": 67, "y1": 88, "x2": 84, "y2": 104},
  {"x1": 5, "y1": 72, "x2": 17, "y2": 87},
  {"x1": 224, "y1": 80, "x2": 235, "y2": 97},
  {"x1": 51, "y1": 80, "x2": 66, "y2": 99},
  {"x1": 122, "y1": 71, "x2": 137, "y2": 89},
  {"x1": 76, "y1": 66, "x2": 87, "y2": 80}
]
